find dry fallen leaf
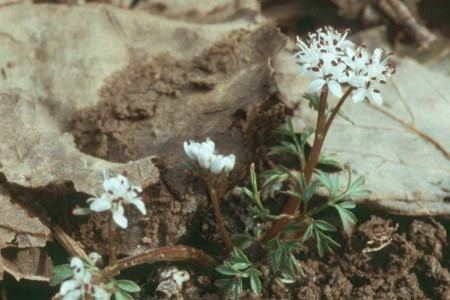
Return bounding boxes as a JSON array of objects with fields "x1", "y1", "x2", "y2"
[
  {"x1": 274, "y1": 35, "x2": 450, "y2": 216},
  {"x1": 135, "y1": 0, "x2": 260, "y2": 23},
  {"x1": 0, "y1": 189, "x2": 51, "y2": 280},
  {"x1": 0, "y1": 3, "x2": 285, "y2": 257}
]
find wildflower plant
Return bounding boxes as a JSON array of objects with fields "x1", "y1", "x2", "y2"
[
  {"x1": 52, "y1": 173, "x2": 146, "y2": 300},
  {"x1": 51, "y1": 25, "x2": 395, "y2": 300},
  {"x1": 215, "y1": 248, "x2": 262, "y2": 300},
  {"x1": 52, "y1": 171, "x2": 217, "y2": 300},
  {"x1": 73, "y1": 172, "x2": 147, "y2": 265},
  {"x1": 51, "y1": 253, "x2": 141, "y2": 300},
  {"x1": 214, "y1": 26, "x2": 393, "y2": 299},
  {"x1": 183, "y1": 138, "x2": 236, "y2": 249}
]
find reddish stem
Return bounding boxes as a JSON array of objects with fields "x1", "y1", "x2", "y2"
[
  {"x1": 261, "y1": 87, "x2": 353, "y2": 242},
  {"x1": 115, "y1": 245, "x2": 217, "y2": 271}
]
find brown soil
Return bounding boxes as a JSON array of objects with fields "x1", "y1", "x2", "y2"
[
  {"x1": 174, "y1": 215, "x2": 449, "y2": 300},
  {"x1": 60, "y1": 25, "x2": 286, "y2": 257}
]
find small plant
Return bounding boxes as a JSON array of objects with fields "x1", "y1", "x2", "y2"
[
  {"x1": 52, "y1": 173, "x2": 146, "y2": 300},
  {"x1": 51, "y1": 254, "x2": 141, "y2": 300},
  {"x1": 51, "y1": 25, "x2": 395, "y2": 300},
  {"x1": 183, "y1": 138, "x2": 236, "y2": 249},
  {"x1": 215, "y1": 26, "x2": 394, "y2": 298},
  {"x1": 215, "y1": 248, "x2": 262, "y2": 300},
  {"x1": 52, "y1": 173, "x2": 217, "y2": 300},
  {"x1": 73, "y1": 172, "x2": 147, "y2": 265}
]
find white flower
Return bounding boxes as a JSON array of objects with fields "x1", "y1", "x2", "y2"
[
  {"x1": 346, "y1": 47, "x2": 395, "y2": 104},
  {"x1": 59, "y1": 257, "x2": 111, "y2": 300},
  {"x1": 210, "y1": 154, "x2": 236, "y2": 174},
  {"x1": 308, "y1": 53, "x2": 347, "y2": 97},
  {"x1": 60, "y1": 258, "x2": 92, "y2": 300},
  {"x1": 184, "y1": 138, "x2": 236, "y2": 174},
  {"x1": 352, "y1": 84, "x2": 383, "y2": 105},
  {"x1": 296, "y1": 26, "x2": 395, "y2": 104},
  {"x1": 88, "y1": 174, "x2": 146, "y2": 229},
  {"x1": 184, "y1": 138, "x2": 215, "y2": 169}
]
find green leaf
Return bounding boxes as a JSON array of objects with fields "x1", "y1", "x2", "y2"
[
  {"x1": 315, "y1": 230, "x2": 340, "y2": 257},
  {"x1": 274, "y1": 127, "x2": 293, "y2": 137},
  {"x1": 249, "y1": 163, "x2": 258, "y2": 192},
  {"x1": 232, "y1": 279, "x2": 243, "y2": 300},
  {"x1": 230, "y1": 262, "x2": 251, "y2": 271},
  {"x1": 282, "y1": 190, "x2": 303, "y2": 200},
  {"x1": 282, "y1": 222, "x2": 303, "y2": 236},
  {"x1": 337, "y1": 201, "x2": 356, "y2": 209},
  {"x1": 115, "y1": 280, "x2": 141, "y2": 293},
  {"x1": 249, "y1": 269, "x2": 262, "y2": 296},
  {"x1": 313, "y1": 220, "x2": 337, "y2": 232},
  {"x1": 302, "y1": 223, "x2": 314, "y2": 241},
  {"x1": 262, "y1": 173, "x2": 288, "y2": 190},
  {"x1": 317, "y1": 153, "x2": 343, "y2": 169},
  {"x1": 241, "y1": 187, "x2": 255, "y2": 200},
  {"x1": 232, "y1": 233, "x2": 255, "y2": 250},
  {"x1": 114, "y1": 291, "x2": 134, "y2": 300},
  {"x1": 180, "y1": 161, "x2": 197, "y2": 172},
  {"x1": 316, "y1": 170, "x2": 339, "y2": 196},
  {"x1": 268, "y1": 143, "x2": 298, "y2": 156},
  {"x1": 216, "y1": 264, "x2": 238, "y2": 276},
  {"x1": 287, "y1": 118, "x2": 295, "y2": 135},
  {"x1": 232, "y1": 248, "x2": 251, "y2": 264},
  {"x1": 216, "y1": 279, "x2": 234, "y2": 296},
  {"x1": 334, "y1": 205, "x2": 357, "y2": 236},
  {"x1": 50, "y1": 264, "x2": 73, "y2": 286},
  {"x1": 303, "y1": 92, "x2": 321, "y2": 110},
  {"x1": 345, "y1": 175, "x2": 369, "y2": 198}
]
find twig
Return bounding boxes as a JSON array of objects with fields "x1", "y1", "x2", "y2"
[
  {"x1": 51, "y1": 224, "x2": 89, "y2": 261},
  {"x1": 377, "y1": 0, "x2": 436, "y2": 50}
]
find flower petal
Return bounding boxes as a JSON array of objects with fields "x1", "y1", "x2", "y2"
[
  {"x1": 210, "y1": 155, "x2": 225, "y2": 174},
  {"x1": 60, "y1": 279, "x2": 79, "y2": 296},
  {"x1": 93, "y1": 286, "x2": 110, "y2": 300},
  {"x1": 369, "y1": 90, "x2": 383, "y2": 105},
  {"x1": 223, "y1": 154, "x2": 236, "y2": 172},
  {"x1": 327, "y1": 80, "x2": 343, "y2": 98},
  {"x1": 130, "y1": 198, "x2": 146, "y2": 215},
  {"x1": 202, "y1": 138, "x2": 215, "y2": 155},
  {"x1": 308, "y1": 79, "x2": 326, "y2": 94},
  {"x1": 88, "y1": 194, "x2": 111, "y2": 212},
  {"x1": 183, "y1": 141, "x2": 196, "y2": 160},
  {"x1": 351, "y1": 88, "x2": 366, "y2": 103},
  {"x1": 197, "y1": 151, "x2": 212, "y2": 169},
  {"x1": 113, "y1": 205, "x2": 128, "y2": 229},
  {"x1": 62, "y1": 289, "x2": 83, "y2": 300}
]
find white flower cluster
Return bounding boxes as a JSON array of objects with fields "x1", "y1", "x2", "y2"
[
  {"x1": 60, "y1": 257, "x2": 109, "y2": 300},
  {"x1": 184, "y1": 138, "x2": 236, "y2": 174},
  {"x1": 88, "y1": 174, "x2": 146, "y2": 229},
  {"x1": 296, "y1": 26, "x2": 396, "y2": 104}
]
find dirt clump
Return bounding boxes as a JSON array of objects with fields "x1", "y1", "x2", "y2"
[{"x1": 262, "y1": 216, "x2": 449, "y2": 299}]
